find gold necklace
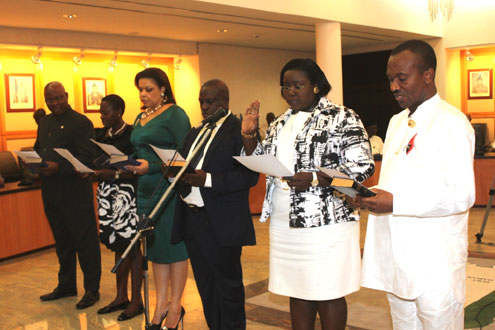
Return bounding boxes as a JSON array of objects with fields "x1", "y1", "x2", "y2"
[{"x1": 141, "y1": 103, "x2": 163, "y2": 120}]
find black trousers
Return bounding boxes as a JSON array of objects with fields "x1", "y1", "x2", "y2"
[
  {"x1": 42, "y1": 182, "x2": 101, "y2": 293},
  {"x1": 184, "y1": 208, "x2": 246, "y2": 330}
]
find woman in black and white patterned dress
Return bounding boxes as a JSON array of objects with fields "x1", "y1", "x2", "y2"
[
  {"x1": 241, "y1": 59, "x2": 375, "y2": 330},
  {"x1": 94, "y1": 94, "x2": 143, "y2": 321}
]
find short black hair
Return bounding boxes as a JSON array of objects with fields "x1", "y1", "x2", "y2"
[
  {"x1": 101, "y1": 94, "x2": 125, "y2": 115},
  {"x1": 391, "y1": 40, "x2": 437, "y2": 73},
  {"x1": 279, "y1": 58, "x2": 331, "y2": 98},
  {"x1": 134, "y1": 67, "x2": 176, "y2": 104},
  {"x1": 201, "y1": 79, "x2": 229, "y2": 102}
]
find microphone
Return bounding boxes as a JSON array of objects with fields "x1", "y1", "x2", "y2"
[{"x1": 194, "y1": 108, "x2": 228, "y2": 129}]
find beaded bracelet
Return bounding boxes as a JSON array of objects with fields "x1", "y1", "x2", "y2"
[{"x1": 241, "y1": 131, "x2": 257, "y2": 139}]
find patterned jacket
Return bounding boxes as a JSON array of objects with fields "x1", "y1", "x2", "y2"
[{"x1": 253, "y1": 97, "x2": 374, "y2": 228}]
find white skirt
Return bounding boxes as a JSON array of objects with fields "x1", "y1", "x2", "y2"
[{"x1": 268, "y1": 183, "x2": 361, "y2": 301}]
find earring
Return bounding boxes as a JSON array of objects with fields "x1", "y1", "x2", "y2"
[
  {"x1": 162, "y1": 95, "x2": 168, "y2": 104},
  {"x1": 313, "y1": 86, "x2": 319, "y2": 94},
  {"x1": 161, "y1": 92, "x2": 165, "y2": 97}
]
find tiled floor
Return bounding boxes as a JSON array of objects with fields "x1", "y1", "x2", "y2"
[{"x1": 0, "y1": 207, "x2": 494, "y2": 329}]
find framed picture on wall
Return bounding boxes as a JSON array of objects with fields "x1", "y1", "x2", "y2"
[
  {"x1": 468, "y1": 69, "x2": 492, "y2": 100},
  {"x1": 83, "y1": 78, "x2": 107, "y2": 112},
  {"x1": 4, "y1": 73, "x2": 36, "y2": 112}
]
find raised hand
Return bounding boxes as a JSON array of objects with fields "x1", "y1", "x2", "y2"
[{"x1": 241, "y1": 100, "x2": 260, "y2": 135}]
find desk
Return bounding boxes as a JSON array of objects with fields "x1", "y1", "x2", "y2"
[
  {"x1": 0, "y1": 181, "x2": 101, "y2": 260},
  {"x1": 473, "y1": 157, "x2": 495, "y2": 206},
  {"x1": 0, "y1": 182, "x2": 54, "y2": 259},
  {"x1": 362, "y1": 158, "x2": 495, "y2": 206}
]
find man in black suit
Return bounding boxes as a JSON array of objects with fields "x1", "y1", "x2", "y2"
[
  {"x1": 171, "y1": 79, "x2": 258, "y2": 329},
  {"x1": 35, "y1": 82, "x2": 101, "y2": 309}
]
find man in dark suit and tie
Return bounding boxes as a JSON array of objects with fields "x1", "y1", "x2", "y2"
[{"x1": 171, "y1": 79, "x2": 258, "y2": 329}]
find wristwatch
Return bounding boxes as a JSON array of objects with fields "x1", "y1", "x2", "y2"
[
  {"x1": 114, "y1": 170, "x2": 120, "y2": 181},
  {"x1": 311, "y1": 172, "x2": 319, "y2": 187}
]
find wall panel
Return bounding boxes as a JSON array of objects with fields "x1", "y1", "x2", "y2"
[{"x1": 0, "y1": 47, "x2": 179, "y2": 152}]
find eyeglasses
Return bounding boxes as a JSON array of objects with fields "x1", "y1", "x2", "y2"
[{"x1": 280, "y1": 84, "x2": 306, "y2": 92}]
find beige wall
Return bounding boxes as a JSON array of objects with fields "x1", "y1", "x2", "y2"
[
  {"x1": 174, "y1": 55, "x2": 202, "y2": 126},
  {"x1": 443, "y1": 1, "x2": 495, "y2": 49},
  {"x1": 198, "y1": 0, "x2": 443, "y2": 37},
  {"x1": 0, "y1": 26, "x2": 197, "y2": 56},
  {"x1": 200, "y1": 0, "x2": 494, "y2": 50},
  {"x1": 198, "y1": 43, "x2": 312, "y2": 133}
]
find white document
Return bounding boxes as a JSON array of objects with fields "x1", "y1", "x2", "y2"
[
  {"x1": 14, "y1": 150, "x2": 43, "y2": 163},
  {"x1": 90, "y1": 139, "x2": 125, "y2": 156},
  {"x1": 150, "y1": 145, "x2": 185, "y2": 163},
  {"x1": 53, "y1": 148, "x2": 94, "y2": 173},
  {"x1": 233, "y1": 154, "x2": 293, "y2": 177}
]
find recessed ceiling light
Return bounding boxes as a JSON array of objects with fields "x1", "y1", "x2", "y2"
[
  {"x1": 216, "y1": 29, "x2": 228, "y2": 33},
  {"x1": 62, "y1": 14, "x2": 78, "y2": 19}
]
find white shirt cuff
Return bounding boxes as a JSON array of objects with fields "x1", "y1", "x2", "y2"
[{"x1": 204, "y1": 172, "x2": 212, "y2": 187}]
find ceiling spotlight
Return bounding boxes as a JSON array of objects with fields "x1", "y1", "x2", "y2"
[
  {"x1": 73, "y1": 49, "x2": 84, "y2": 65},
  {"x1": 466, "y1": 49, "x2": 475, "y2": 61},
  {"x1": 62, "y1": 14, "x2": 78, "y2": 19},
  {"x1": 216, "y1": 28, "x2": 228, "y2": 33},
  {"x1": 31, "y1": 46, "x2": 42, "y2": 64},
  {"x1": 109, "y1": 51, "x2": 118, "y2": 67},
  {"x1": 141, "y1": 53, "x2": 152, "y2": 68},
  {"x1": 174, "y1": 57, "x2": 182, "y2": 70}
]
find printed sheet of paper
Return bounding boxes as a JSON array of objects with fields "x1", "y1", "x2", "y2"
[
  {"x1": 233, "y1": 154, "x2": 293, "y2": 177},
  {"x1": 54, "y1": 148, "x2": 94, "y2": 173},
  {"x1": 150, "y1": 145, "x2": 185, "y2": 163},
  {"x1": 14, "y1": 150, "x2": 43, "y2": 162},
  {"x1": 90, "y1": 139, "x2": 125, "y2": 156}
]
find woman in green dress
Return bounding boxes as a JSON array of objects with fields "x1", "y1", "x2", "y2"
[{"x1": 125, "y1": 68, "x2": 190, "y2": 330}]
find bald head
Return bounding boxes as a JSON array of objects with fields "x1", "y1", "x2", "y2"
[
  {"x1": 199, "y1": 79, "x2": 229, "y2": 118},
  {"x1": 202, "y1": 79, "x2": 229, "y2": 99},
  {"x1": 44, "y1": 81, "x2": 65, "y2": 93},
  {"x1": 44, "y1": 81, "x2": 69, "y2": 116}
]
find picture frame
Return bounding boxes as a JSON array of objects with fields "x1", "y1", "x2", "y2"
[
  {"x1": 82, "y1": 78, "x2": 107, "y2": 112},
  {"x1": 468, "y1": 69, "x2": 493, "y2": 100},
  {"x1": 4, "y1": 73, "x2": 36, "y2": 112}
]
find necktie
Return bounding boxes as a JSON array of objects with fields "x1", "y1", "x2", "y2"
[
  {"x1": 188, "y1": 129, "x2": 209, "y2": 169},
  {"x1": 179, "y1": 128, "x2": 211, "y2": 198}
]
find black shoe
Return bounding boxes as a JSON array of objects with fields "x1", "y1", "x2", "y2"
[
  {"x1": 166, "y1": 306, "x2": 185, "y2": 330},
  {"x1": 40, "y1": 287, "x2": 77, "y2": 301},
  {"x1": 117, "y1": 305, "x2": 144, "y2": 321},
  {"x1": 97, "y1": 301, "x2": 130, "y2": 314},
  {"x1": 145, "y1": 311, "x2": 168, "y2": 330},
  {"x1": 76, "y1": 291, "x2": 100, "y2": 309}
]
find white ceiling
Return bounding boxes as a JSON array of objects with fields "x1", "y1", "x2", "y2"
[{"x1": 0, "y1": 0, "x2": 432, "y2": 53}]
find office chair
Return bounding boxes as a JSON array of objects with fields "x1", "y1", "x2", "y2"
[{"x1": 0, "y1": 151, "x2": 23, "y2": 183}]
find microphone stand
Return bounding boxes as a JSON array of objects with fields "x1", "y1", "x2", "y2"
[{"x1": 111, "y1": 122, "x2": 216, "y2": 328}]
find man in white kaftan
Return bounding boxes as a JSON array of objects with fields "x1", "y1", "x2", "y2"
[{"x1": 357, "y1": 40, "x2": 475, "y2": 330}]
